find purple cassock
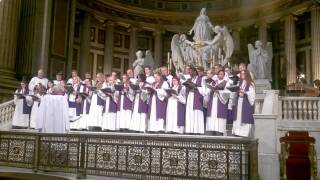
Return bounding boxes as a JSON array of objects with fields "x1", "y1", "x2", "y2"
[
  {"x1": 206, "y1": 80, "x2": 228, "y2": 119},
  {"x1": 188, "y1": 75, "x2": 204, "y2": 111},
  {"x1": 233, "y1": 81, "x2": 254, "y2": 124},
  {"x1": 108, "y1": 96, "x2": 117, "y2": 113},
  {"x1": 18, "y1": 88, "x2": 32, "y2": 114},
  {"x1": 177, "y1": 85, "x2": 186, "y2": 127},
  {"x1": 138, "y1": 83, "x2": 148, "y2": 113},
  {"x1": 148, "y1": 81, "x2": 167, "y2": 120},
  {"x1": 80, "y1": 86, "x2": 90, "y2": 114},
  {"x1": 117, "y1": 85, "x2": 133, "y2": 111}
]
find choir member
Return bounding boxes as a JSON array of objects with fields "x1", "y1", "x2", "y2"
[
  {"x1": 67, "y1": 70, "x2": 81, "y2": 84},
  {"x1": 111, "y1": 71, "x2": 120, "y2": 83},
  {"x1": 185, "y1": 66, "x2": 206, "y2": 134},
  {"x1": 232, "y1": 70, "x2": 255, "y2": 137},
  {"x1": 36, "y1": 85, "x2": 70, "y2": 133},
  {"x1": 148, "y1": 72, "x2": 169, "y2": 132},
  {"x1": 83, "y1": 72, "x2": 94, "y2": 85},
  {"x1": 77, "y1": 78, "x2": 92, "y2": 130},
  {"x1": 47, "y1": 80, "x2": 54, "y2": 94},
  {"x1": 116, "y1": 74, "x2": 134, "y2": 131},
  {"x1": 165, "y1": 77, "x2": 186, "y2": 133},
  {"x1": 237, "y1": 63, "x2": 254, "y2": 80},
  {"x1": 12, "y1": 81, "x2": 32, "y2": 129},
  {"x1": 87, "y1": 73, "x2": 105, "y2": 131},
  {"x1": 29, "y1": 83, "x2": 46, "y2": 129},
  {"x1": 29, "y1": 69, "x2": 48, "y2": 93},
  {"x1": 206, "y1": 70, "x2": 230, "y2": 135},
  {"x1": 161, "y1": 66, "x2": 173, "y2": 87},
  {"x1": 53, "y1": 72, "x2": 63, "y2": 86},
  {"x1": 144, "y1": 66, "x2": 155, "y2": 84},
  {"x1": 129, "y1": 74, "x2": 149, "y2": 132},
  {"x1": 69, "y1": 76, "x2": 82, "y2": 129},
  {"x1": 126, "y1": 68, "x2": 135, "y2": 80},
  {"x1": 101, "y1": 76, "x2": 117, "y2": 131}
]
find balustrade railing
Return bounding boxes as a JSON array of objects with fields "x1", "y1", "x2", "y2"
[
  {"x1": 0, "y1": 100, "x2": 14, "y2": 130},
  {"x1": 279, "y1": 97, "x2": 320, "y2": 121},
  {"x1": 0, "y1": 131, "x2": 259, "y2": 180}
]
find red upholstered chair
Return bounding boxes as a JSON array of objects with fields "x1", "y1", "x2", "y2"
[{"x1": 279, "y1": 131, "x2": 317, "y2": 180}]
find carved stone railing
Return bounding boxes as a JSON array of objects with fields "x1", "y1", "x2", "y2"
[
  {"x1": 279, "y1": 97, "x2": 320, "y2": 121},
  {"x1": 0, "y1": 131, "x2": 259, "y2": 180},
  {"x1": 0, "y1": 100, "x2": 14, "y2": 130}
]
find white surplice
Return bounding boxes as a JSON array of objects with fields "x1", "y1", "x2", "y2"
[
  {"x1": 148, "y1": 81, "x2": 169, "y2": 132},
  {"x1": 165, "y1": 85, "x2": 186, "y2": 133},
  {"x1": 232, "y1": 81, "x2": 255, "y2": 137},
  {"x1": 12, "y1": 89, "x2": 30, "y2": 128},
  {"x1": 129, "y1": 84, "x2": 148, "y2": 132},
  {"x1": 102, "y1": 83, "x2": 117, "y2": 131},
  {"x1": 37, "y1": 95, "x2": 69, "y2": 133},
  {"x1": 87, "y1": 92, "x2": 104, "y2": 128},
  {"x1": 29, "y1": 94, "x2": 43, "y2": 129},
  {"x1": 115, "y1": 84, "x2": 134, "y2": 130}
]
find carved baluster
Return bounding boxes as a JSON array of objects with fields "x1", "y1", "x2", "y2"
[
  {"x1": 293, "y1": 100, "x2": 298, "y2": 120},
  {"x1": 302, "y1": 100, "x2": 307, "y2": 120},
  {"x1": 282, "y1": 100, "x2": 287, "y2": 120},
  {"x1": 317, "y1": 100, "x2": 320, "y2": 120},
  {"x1": 308, "y1": 101, "x2": 312, "y2": 120},
  {"x1": 298, "y1": 100, "x2": 302, "y2": 120},
  {"x1": 287, "y1": 100, "x2": 291, "y2": 120},
  {"x1": 313, "y1": 101, "x2": 318, "y2": 120}
]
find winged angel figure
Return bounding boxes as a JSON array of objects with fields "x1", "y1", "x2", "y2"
[{"x1": 247, "y1": 40, "x2": 273, "y2": 80}]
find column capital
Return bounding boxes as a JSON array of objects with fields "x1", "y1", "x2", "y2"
[
  {"x1": 105, "y1": 20, "x2": 115, "y2": 27},
  {"x1": 129, "y1": 24, "x2": 140, "y2": 32},
  {"x1": 310, "y1": 4, "x2": 320, "y2": 12},
  {"x1": 280, "y1": 14, "x2": 298, "y2": 22},
  {"x1": 254, "y1": 21, "x2": 269, "y2": 29},
  {"x1": 153, "y1": 28, "x2": 165, "y2": 36}
]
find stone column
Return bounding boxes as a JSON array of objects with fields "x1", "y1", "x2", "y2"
[
  {"x1": 129, "y1": 26, "x2": 138, "y2": 66},
  {"x1": 66, "y1": 0, "x2": 76, "y2": 76},
  {"x1": 311, "y1": 5, "x2": 320, "y2": 81},
  {"x1": 257, "y1": 22, "x2": 268, "y2": 45},
  {"x1": 284, "y1": 15, "x2": 297, "y2": 85},
  {"x1": 0, "y1": 0, "x2": 22, "y2": 95},
  {"x1": 154, "y1": 29, "x2": 163, "y2": 68},
  {"x1": 104, "y1": 21, "x2": 115, "y2": 74},
  {"x1": 79, "y1": 12, "x2": 91, "y2": 76}
]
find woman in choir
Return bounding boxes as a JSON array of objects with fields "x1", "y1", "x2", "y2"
[
  {"x1": 77, "y1": 78, "x2": 92, "y2": 130},
  {"x1": 87, "y1": 73, "x2": 105, "y2": 131},
  {"x1": 185, "y1": 66, "x2": 206, "y2": 134},
  {"x1": 148, "y1": 72, "x2": 169, "y2": 132},
  {"x1": 29, "y1": 83, "x2": 46, "y2": 129},
  {"x1": 129, "y1": 73, "x2": 149, "y2": 132},
  {"x1": 116, "y1": 74, "x2": 134, "y2": 131},
  {"x1": 232, "y1": 70, "x2": 255, "y2": 137},
  {"x1": 46, "y1": 80, "x2": 54, "y2": 94},
  {"x1": 102, "y1": 75, "x2": 118, "y2": 131},
  {"x1": 12, "y1": 81, "x2": 32, "y2": 129},
  {"x1": 165, "y1": 77, "x2": 186, "y2": 133},
  {"x1": 68, "y1": 76, "x2": 82, "y2": 130},
  {"x1": 206, "y1": 70, "x2": 230, "y2": 135}
]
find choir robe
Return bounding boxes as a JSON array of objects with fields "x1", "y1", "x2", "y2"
[
  {"x1": 129, "y1": 82, "x2": 149, "y2": 132},
  {"x1": 29, "y1": 93, "x2": 43, "y2": 129},
  {"x1": 206, "y1": 80, "x2": 231, "y2": 135},
  {"x1": 185, "y1": 75, "x2": 206, "y2": 134},
  {"x1": 78, "y1": 84, "x2": 91, "y2": 129},
  {"x1": 87, "y1": 90, "x2": 105, "y2": 128},
  {"x1": 12, "y1": 88, "x2": 32, "y2": 128},
  {"x1": 232, "y1": 80, "x2": 255, "y2": 137},
  {"x1": 165, "y1": 85, "x2": 186, "y2": 133},
  {"x1": 116, "y1": 84, "x2": 134, "y2": 130},
  {"x1": 36, "y1": 94, "x2": 69, "y2": 133},
  {"x1": 69, "y1": 84, "x2": 82, "y2": 129},
  {"x1": 146, "y1": 75, "x2": 155, "y2": 84},
  {"x1": 102, "y1": 83, "x2": 117, "y2": 131},
  {"x1": 148, "y1": 81, "x2": 169, "y2": 132}
]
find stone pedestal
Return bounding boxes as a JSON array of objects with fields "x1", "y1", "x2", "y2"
[{"x1": 254, "y1": 79, "x2": 271, "y2": 95}]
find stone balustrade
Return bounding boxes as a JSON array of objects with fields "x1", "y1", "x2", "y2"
[{"x1": 0, "y1": 100, "x2": 14, "y2": 130}]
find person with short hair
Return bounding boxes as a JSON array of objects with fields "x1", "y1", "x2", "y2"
[
  {"x1": 53, "y1": 72, "x2": 63, "y2": 86},
  {"x1": 28, "y1": 69, "x2": 48, "y2": 93},
  {"x1": 144, "y1": 66, "x2": 155, "y2": 84},
  {"x1": 67, "y1": 70, "x2": 81, "y2": 84}
]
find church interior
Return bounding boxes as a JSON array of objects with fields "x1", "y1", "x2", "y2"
[{"x1": 0, "y1": 0, "x2": 320, "y2": 179}]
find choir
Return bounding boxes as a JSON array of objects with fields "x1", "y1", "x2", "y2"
[{"x1": 12, "y1": 64, "x2": 256, "y2": 137}]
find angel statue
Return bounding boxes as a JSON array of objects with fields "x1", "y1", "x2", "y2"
[
  {"x1": 188, "y1": 8, "x2": 214, "y2": 42},
  {"x1": 180, "y1": 34, "x2": 197, "y2": 65},
  {"x1": 247, "y1": 40, "x2": 273, "y2": 80},
  {"x1": 145, "y1": 50, "x2": 154, "y2": 70},
  {"x1": 171, "y1": 34, "x2": 184, "y2": 72},
  {"x1": 132, "y1": 50, "x2": 145, "y2": 78},
  {"x1": 201, "y1": 25, "x2": 234, "y2": 66}
]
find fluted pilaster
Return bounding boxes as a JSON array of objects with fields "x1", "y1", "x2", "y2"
[
  {"x1": 284, "y1": 15, "x2": 297, "y2": 85},
  {"x1": 154, "y1": 30, "x2": 163, "y2": 68},
  {"x1": 129, "y1": 26, "x2": 138, "y2": 66},
  {"x1": 311, "y1": 5, "x2": 320, "y2": 81},
  {"x1": 0, "y1": 0, "x2": 21, "y2": 78},
  {"x1": 79, "y1": 12, "x2": 91, "y2": 75},
  {"x1": 67, "y1": 0, "x2": 77, "y2": 76},
  {"x1": 104, "y1": 21, "x2": 115, "y2": 74}
]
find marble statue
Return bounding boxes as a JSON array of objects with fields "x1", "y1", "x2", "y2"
[
  {"x1": 188, "y1": 8, "x2": 214, "y2": 42},
  {"x1": 145, "y1": 50, "x2": 154, "y2": 70},
  {"x1": 247, "y1": 40, "x2": 273, "y2": 80},
  {"x1": 179, "y1": 34, "x2": 196, "y2": 65},
  {"x1": 132, "y1": 50, "x2": 145, "y2": 78},
  {"x1": 171, "y1": 34, "x2": 184, "y2": 71}
]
